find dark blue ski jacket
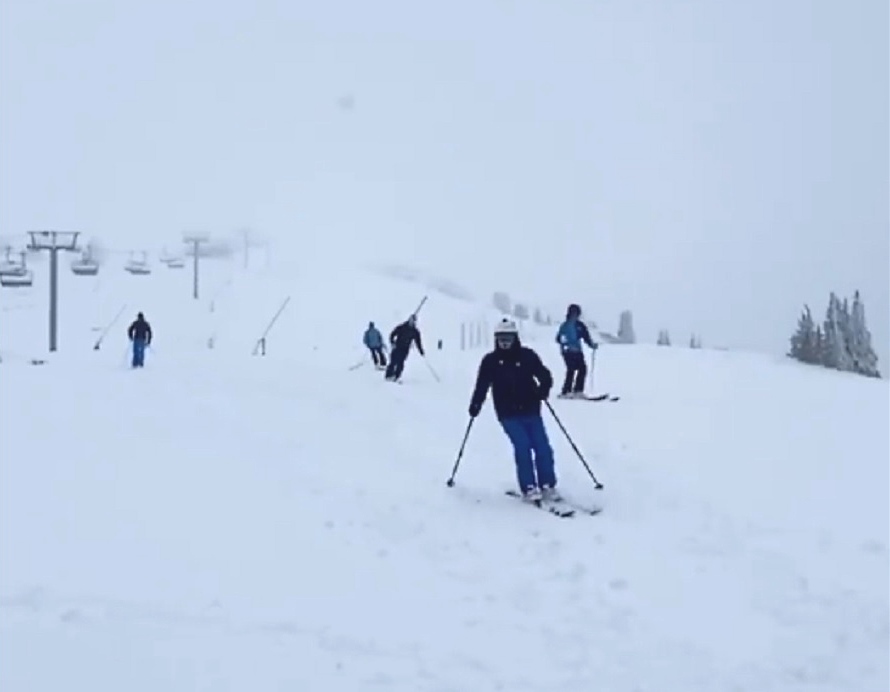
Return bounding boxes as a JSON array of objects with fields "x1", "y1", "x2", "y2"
[
  {"x1": 469, "y1": 338, "x2": 552, "y2": 420},
  {"x1": 127, "y1": 315, "x2": 152, "y2": 344}
]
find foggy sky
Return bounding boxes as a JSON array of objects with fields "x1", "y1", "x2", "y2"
[{"x1": 2, "y1": 0, "x2": 887, "y2": 363}]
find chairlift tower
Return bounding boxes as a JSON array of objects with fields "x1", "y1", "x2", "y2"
[
  {"x1": 182, "y1": 232, "x2": 210, "y2": 299},
  {"x1": 27, "y1": 230, "x2": 80, "y2": 352}
]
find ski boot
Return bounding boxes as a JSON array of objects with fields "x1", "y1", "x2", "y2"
[
  {"x1": 541, "y1": 485, "x2": 563, "y2": 502},
  {"x1": 521, "y1": 487, "x2": 543, "y2": 503}
]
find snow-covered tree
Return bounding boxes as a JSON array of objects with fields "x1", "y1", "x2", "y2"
[
  {"x1": 812, "y1": 325, "x2": 825, "y2": 366},
  {"x1": 617, "y1": 310, "x2": 636, "y2": 344},
  {"x1": 822, "y1": 292, "x2": 854, "y2": 371},
  {"x1": 689, "y1": 334, "x2": 702, "y2": 349},
  {"x1": 821, "y1": 293, "x2": 841, "y2": 369},
  {"x1": 789, "y1": 291, "x2": 880, "y2": 378},
  {"x1": 847, "y1": 290, "x2": 881, "y2": 377},
  {"x1": 788, "y1": 305, "x2": 818, "y2": 364},
  {"x1": 657, "y1": 329, "x2": 671, "y2": 346}
]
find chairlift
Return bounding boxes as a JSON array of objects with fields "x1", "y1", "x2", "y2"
[
  {"x1": 0, "y1": 261, "x2": 21, "y2": 276},
  {"x1": 0, "y1": 270, "x2": 34, "y2": 288},
  {"x1": 125, "y1": 251, "x2": 152, "y2": 275},
  {"x1": 0, "y1": 247, "x2": 22, "y2": 276},
  {"x1": 71, "y1": 247, "x2": 100, "y2": 276},
  {"x1": 0, "y1": 251, "x2": 32, "y2": 288},
  {"x1": 158, "y1": 246, "x2": 185, "y2": 268}
]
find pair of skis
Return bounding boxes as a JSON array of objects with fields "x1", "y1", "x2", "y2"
[
  {"x1": 505, "y1": 490, "x2": 602, "y2": 518},
  {"x1": 557, "y1": 393, "x2": 620, "y2": 402}
]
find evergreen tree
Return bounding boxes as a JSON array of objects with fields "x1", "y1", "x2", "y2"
[
  {"x1": 617, "y1": 310, "x2": 636, "y2": 344},
  {"x1": 812, "y1": 325, "x2": 825, "y2": 367},
  {"x1": 657, "y1": 329, "x2": 671, "y2": 346},
  {"x1": 533, "y1": 307, "x2": 546, "y2": 325},
  {"x1": 789, "y1": 291, "x2": 880, "y2": 378},
  {"x1": 839, "y1": 296, "x2": 854, "y2": 367},
  {"x1": 788, "y1": 305, "x2": 817, "y2": 363},
  {"x1": 821, "y1": 293, "x2": 843, "y2": 369},
  {"x1": 848, "y1": 290, "x2": 881, "y2": 377}
]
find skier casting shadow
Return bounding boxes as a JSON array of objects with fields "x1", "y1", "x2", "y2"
[
  {"x1": 384, "y1": 315, "x2": 424, "y2": 381},
  {"x1": 468, "y1": 318, "x2": 561, "y2": 502}
]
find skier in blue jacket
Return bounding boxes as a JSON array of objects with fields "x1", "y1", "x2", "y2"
[
  {"x1": 555, "y1": 303, "x2": 597, "y2": 397},
  {"x1": 468, "y1": 318, "x2": 560, "y2": 502},
  {"x1": 362, "y1": 321, "x2": 387, "y2": 369}
]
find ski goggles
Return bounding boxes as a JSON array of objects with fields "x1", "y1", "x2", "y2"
[{"x1": 494, "y1": 332, "x2": 517, "y2": 348}]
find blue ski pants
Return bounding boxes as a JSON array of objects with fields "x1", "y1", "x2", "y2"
[
  {"x1": 132, "y1": 338, "x2": 146, "y2": 367},
  {"x1": 500, "y1": 413, "x2": 556, "y2": 492}
]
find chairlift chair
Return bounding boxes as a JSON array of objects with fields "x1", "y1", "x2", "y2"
[
  {"x1": 0, "y1": 270, "x2": 33, "y2": 288},
  {"x1": 125, "y1": 251, "x2": 152, "y2": 275},
  {"x1": 0, "y1": 247, "x2": 22, "y2": 276},
  {"x1": 71, "y1": 249, "x2": 100, "y2": 276}
]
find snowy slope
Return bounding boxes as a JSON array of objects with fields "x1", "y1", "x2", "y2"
[{"x1": 1, "y1": 257, "x2": 888, "y2": 692}]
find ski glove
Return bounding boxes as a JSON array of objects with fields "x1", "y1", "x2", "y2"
[{"x1": 468, "y1": 401, "x2": 482, "y2": 418}]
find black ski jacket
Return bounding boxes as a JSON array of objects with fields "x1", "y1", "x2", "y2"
[
  {"x1": 128, "y1": 318, "x2": 152, "y2": 344},
  {"x1": 469, "y1": 340, "x2": 552, "y2": 420},
  {"x1": 390, "y1": 321, "x2": 424, "y2": 355}
]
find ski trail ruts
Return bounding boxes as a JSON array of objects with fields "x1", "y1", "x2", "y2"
[{"x1": 0, "y1": 588, "x2": 547, "y2": 691}]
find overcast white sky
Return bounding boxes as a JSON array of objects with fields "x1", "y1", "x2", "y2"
[{"x1": 2, "y1": 0, "x2": 887, "y2": 363}]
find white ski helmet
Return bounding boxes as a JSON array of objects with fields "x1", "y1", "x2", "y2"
[
  {"x1": 494, "y1": 318, "x2": 519, "y2": 348},
  {"x1": 494, "y1": 317, "x2": 518, "y2": 335}
]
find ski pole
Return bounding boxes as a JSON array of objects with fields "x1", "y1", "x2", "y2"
[
  {"x1": 412, "y1": 295, "x2": 428, "y2": 317},
  {"x1": 94, "y1": 303, "x2": 127, "y2": 351},
  {"x1": 544, "y1": 400, "x2": 604, "y2": 489},
  {"x1": 445, "y1": 418, "x2": 475, "y2": 487}
]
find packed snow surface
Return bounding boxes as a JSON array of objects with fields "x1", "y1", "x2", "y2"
[{"x1": 1, "y1": 256, "x2": 887, "y2": 691}]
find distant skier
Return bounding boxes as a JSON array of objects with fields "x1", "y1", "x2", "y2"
[
  {"x1": 363, "y1": 321, "x2": 387, "y2": 369},
  {"x1": 468, "y1": 318, "x2": 560, "y2": 502},
  {"x1": 385, "y1": 314, "x2": 424, "y2": 381},
  {"x1": 555, "y1": 303, "x2": 597, "y2": 397},
  {"x1": 127, "y1": 312, "x2": 152, "y2": 368}
]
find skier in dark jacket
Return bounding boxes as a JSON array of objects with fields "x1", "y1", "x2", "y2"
[
  {"x1": 363, "y1": 321, "x2": 387, "y2": 369},
  {"x1": 468, "y1": 318, "x2": 560, "y2": 502},
  {"x1": 555, "y1": 303, "x2": 597, "y2": 397},
  {"x1": 384, "y1": 315, "x2": 424, "y2": 381},
  {"x1": 127, "y1": 312, "x2": 152, "y2": 368}
]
